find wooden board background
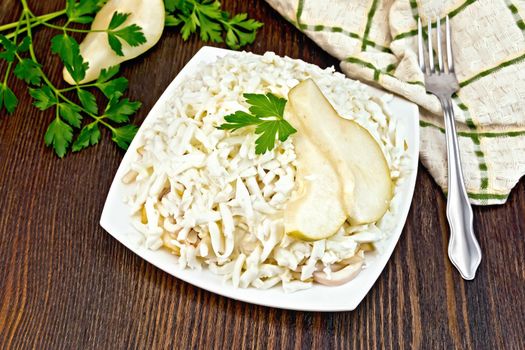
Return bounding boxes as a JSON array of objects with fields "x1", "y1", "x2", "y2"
[{"x1": 1, "y1": 1, "x2": 524, "y2": 349}]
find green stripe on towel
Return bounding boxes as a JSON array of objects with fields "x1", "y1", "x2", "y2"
[
  {"x1": 392, "y1": 0, "x2": 476, "y2": 41},
  {"x1": 504, "y1": 1, "x2": 525, "y2": 31},
  {"x1": 419, "y1": 120, "x2": 525, "y2": 139},
  {"x1": 291, "y1": 0, "x2": 392, "y2": 53},
  {"x1": 361, "y1": 0, "x2": 380, "y2": 51},
  {"x1": 296, "y1": 0, "x2": 305, "y2": 27},
  {"x1": 443, "y1": 190, "x2": 509, "y2": 201},
  {"x1": 467, "y1": 192, "x2": 508, "y2": 200},
  {"x1": 451, "y1": 95, "x2": 490, "y2": 190},
  {"x1": 287, "y1": 20, "x2": 392, "y2": 53},
  {"x1": 409, "y1": 0, "x2": 419, "y2": 20},
  {"x1": 459, "y1": 53, "x2": 525, "y2": 87},
  {"x1": 345, "y1": 56, "x2": 398, "y2": 81}
]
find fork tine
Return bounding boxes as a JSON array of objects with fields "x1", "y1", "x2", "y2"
[
  {"x1": 437, "y1": 17, "x2": 443, "y2": 73},
  {"x1": 428, "y1": 20, "x2": 434, "y2": 73},
  {"x1": 446, "y1": 15, "x2": 454, "y2": 72},
  {"x1": 417, "y1": 18, "x2": 425, "y2": 71}
]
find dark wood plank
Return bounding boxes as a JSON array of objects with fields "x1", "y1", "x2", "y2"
[{"x1": 1, "y1": 1, "x2": 524, "y2": 349}]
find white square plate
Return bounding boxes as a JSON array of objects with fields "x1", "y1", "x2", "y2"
[{"x1": 100, "y1": 46, "x2": 419, "y2": 312}]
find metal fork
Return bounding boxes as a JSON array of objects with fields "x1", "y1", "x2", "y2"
[{"x1": 417, "y1": 16, "x2": 482, "y2": 280}]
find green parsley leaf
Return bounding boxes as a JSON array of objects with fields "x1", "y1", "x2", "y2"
[
  {"x1": 217, "y1": 92, "x2": 296, "y2": 154},
  {"x1": 223, "y1": 13, "x2": 263, "y2": 49},
  {"x1": 0, "y1": 34, "x2": 17, "y2": 62},
  {"x1": 0, "y1": 84, "x2": 18, "y2": 114},
  {"x1": 95, "y1": 66, "x2": 128, "y2": 98},
  {"x1": 66, "y1": 0, "x2": 105, "y2": 24},
  {"x1": 108, "y1": 12, "x2": 130, "y2": 30},
  {"x1": 106, "y1": 12, "x2": 147, "y2": 56},
  {"x1": 97, "y1": 65, "x2": 120, "y2": 82},
  {"x1": 113, "y1": 24, "x2": 147, "y2": 46},
  {"x1": 197, "y1": 13, "x2": 223, "y2": 43},
  {"x1": 29, "y1": 86, "x2": 58, "y2": 110},
  {"x1": 72, "y1": 123, "x2": 101, "y2": 152},
  {"x1": 244, "y1": 93, "x2": 286, "y2": 118},
  {"x1": 164, "y1": 0, "x2": 185, "y2": 12},
  {"x1": 14, "y1": 59, "x2": 42, "y2": 85},
  {"x1": 111, "y1": 124, "x2": 138, "y2": 149},
  {"x1": 195, "y1": 1, "x2": 223, "y2": 43},
  {"x1": 77, "y1": 89, "x2": 98, "y2": 115},
  {"x1": 180, "y1": 12, "x2": 199, "y2": 41},
  {"x1": 58, "y1": 103, "x2": 83, "y2": 128},
  {"x1": 0, "y1": 35, "x2": 33, "y2": 63},
  {"x1": 217, "y1": 111, "x2": 260, "y2": 131},
  {"x1": 165, "y1": 0, "x2": 176, "y2": 12},
  {"x1": 276, "y1": 118, "x2": 298, "y2": 142},
  {"x1": 104, "y1": 97, "x2": 141, "y2": 123},
  {"x1": 98, "y1": 77, "x2": 128, "y2": 99},
  {"x1": 44, "y1": 117, "x2": 73, "y2": 158},
  {"x1": 50, "y1": 34, "x2": 88, "y2": 83},
  {"x1": 254, "y1": 121, "x2": 279, "y2": 154},
  {"x1": 17, "y1": 37, "x2": 31, "y2": 53},
  {"x1": 253, "y1": 118, "x2": 297, "y2": 154},
  {"x1": 107, "y1": 34, "x2": 124, "y2": 56},
  {"x1": 165, "y1": 14, "x2": 182, "y2": 27},
  {"x1": 166, "y1": 0, "x2": 262, "y2": 49}
]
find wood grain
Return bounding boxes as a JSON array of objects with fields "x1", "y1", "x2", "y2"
[{"x1": 1, "y1": 1, "x2": 524, "y2": 349}]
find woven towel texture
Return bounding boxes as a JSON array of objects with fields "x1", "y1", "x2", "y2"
[{"x1": 266, "y1": 0, "x2": 525, "y2": 204}]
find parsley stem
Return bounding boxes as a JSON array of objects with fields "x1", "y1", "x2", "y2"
[
  {"x1": 19, "y1": 0, "x2": 30, "y2": 11},
  {"x1": 0, "y1": 9, "x2": 66, "y2": 32},
  {"x1": 11, "y1": 10, "x2": 25, "y2": 45},
  {"x1": 60, "y1": 84, "x2": 97, "y2": 93},
  {"x1": 38, "y1": 22, "x2": 96, "y2": 33},
  {"x1": 4, "y1": 21, "x2": 37, "y2": 40},
  {"x1": 3, "y1": 62, "x2": 13, "y2": 86},
  {"x1": 32, "y1": 19, "x2": 109, "y2": 34},
  {"x1": 55, "y1": 92, "x2": 60, "y2": 120}
]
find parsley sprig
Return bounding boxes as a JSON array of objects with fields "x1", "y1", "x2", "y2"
[
  {"x1": 218, "y1": 93, "x2": 297, "y2": 154},
  {"x1": 165, "y1": 0, "x2": 263, "y2": 49},
  {"x1": 0, "y1": 0, "x2": 146, "y2": 157},
  {"x1": 0, "y1": 0, "x2": 263, "y2": 158}
]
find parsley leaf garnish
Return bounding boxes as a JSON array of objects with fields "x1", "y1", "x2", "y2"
[
  {"x1": 29, "y1": 86, "x2": 58, "y2": 110},
  {"x1": 44, "y1": 117, "x2": 74, "y2": 158},
  {"x1": 106, "y1": 12, "x2": 147, "y2": 56},
  {"x1": 77, "y1": 89, "x2": 98, "y2": 115},
  {"x1": 0, "y1": 83, "x2": 18, "y2": 114},
  {"x1": 72, "y1": 123, "x2": 101, "y2": 152},
  {"x1": 65, "y1": 0, "x2": 105, "y2": 24},
  {"x1": 0, "y1": 34, "x2": 18, "y2": 62},
  {"x1": 111, "y1": 124, "x2": 138, "y2": 149},
  {"x1": 96, "y1": 66, "x2": 128, "y2": 99},
  {"x1": 165, "y1": 0, "x2": 263, "y2": 49},
  {"x1": 14, "y1": 58, "x2": 42, "y2": 85},
  {"x1": 218, "y1": 93, "x2": 296, "y2": 154},
  {"x1": 103, "y1": 96, "x2": 142, "y2": 123},
  {"x1": 50, "y1": 34, "x2": 89, "y2": 83},
  {"x1": 58, "y1": 103, "x2": 83, "y2": 128}
]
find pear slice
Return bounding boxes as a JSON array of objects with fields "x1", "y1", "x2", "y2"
[
  {"x1": 284, "y1": 107, "x2": 346, "y2": 241},
  {"x1": 288, "y1": 79, "x2": 392, "y2": 224}
]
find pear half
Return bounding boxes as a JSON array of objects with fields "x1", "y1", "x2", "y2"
[
  {"x1": 288, "y1": 79, "x2": 393, "y2": 225},
  {"x1": 284, "y1": 106, "x2": 346, "y2": 241}
]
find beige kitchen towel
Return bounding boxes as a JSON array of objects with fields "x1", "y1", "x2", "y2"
[{"x1": 266, "y1": 0, "x2": 525, "y2": 204}]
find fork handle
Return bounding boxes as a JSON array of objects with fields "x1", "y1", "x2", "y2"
[{"x1": 440, "y1": 96, "x2": 482, "y2": 280}]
